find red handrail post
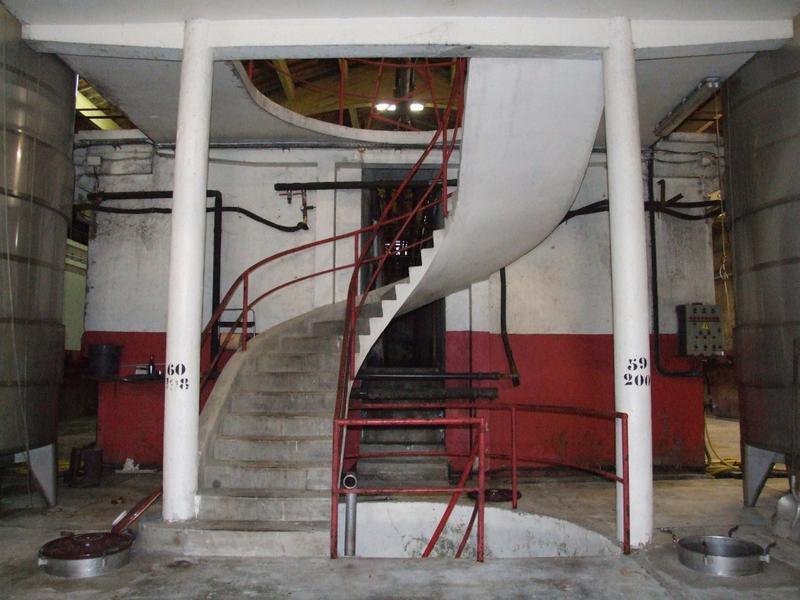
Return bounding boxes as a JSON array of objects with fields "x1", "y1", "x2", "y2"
[
  {"x1": 330, "y1": 420, "x2": 342, "y2": 558},
  {"x1": 241, "y1": 273, "x2": 249, "y2": 351},
  {"x1": 511, "y1": 406, "x2": 518, "y2": 509},
  {"x1": 477, "y1": 417, "x2": 486, "y2": 562},
  {"x1": 621, "y1": 414, "x2": 631, "y2": 555}
]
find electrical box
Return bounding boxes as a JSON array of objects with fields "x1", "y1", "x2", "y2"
[{"x1": 677, "y1": 303, "x2": 723, "y2": 356}]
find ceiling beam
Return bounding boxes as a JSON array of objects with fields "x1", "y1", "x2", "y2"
[
  {"x1": 348, "y1": 107, "x2": 360, "y2": 128},
  {"x1": 279, "y1": 67, "x2": 454, "y2": 116},
  {"x1": 21, "y1": 18, "x2": 792, "y2": 61},
  {"x1": 272, "y1": 59, "x2": 296, "y2": 100}
]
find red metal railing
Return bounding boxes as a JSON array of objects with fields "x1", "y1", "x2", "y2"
[
  {"x1": 203, "y1": 59, "x2": 474, "y2": 559},
  {"x1": 349, "y1": 401, "x2": 631, "y2": 555},
  {"x1": 330, "y1": 416, "x2": 487, "y2": 561},
  {"x1": 200, "y1": 59, "x2": 466, "y2": 390}
]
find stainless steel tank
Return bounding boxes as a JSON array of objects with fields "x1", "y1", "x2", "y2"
[
  {"x1": 727, "y1": 43, "x2": 800, "y2": 505},
  {"x1": 0, "y1": 6, "x2": 74, "y2": 458}
]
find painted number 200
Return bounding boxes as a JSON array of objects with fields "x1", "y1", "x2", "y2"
[{"x1": 623, "y1": 356, "x2": 650, "y2": 386}]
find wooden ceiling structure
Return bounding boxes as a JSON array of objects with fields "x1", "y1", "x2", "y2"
[
  {"x1": 74, "y1": 57, "x2": 721, "y2": 136},
  {"x1": 245, "y1": 58, "x2": 463, "y2": 131}
]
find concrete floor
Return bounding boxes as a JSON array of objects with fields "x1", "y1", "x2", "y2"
[{"x1": 1, "y1": 417, "x2": 799, "y2": 599}]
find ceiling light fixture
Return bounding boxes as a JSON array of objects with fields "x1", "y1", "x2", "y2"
[
  {"x1": 375, "y1": 102, "x2": 390, "y2": 111},
  {"x1": 387, "y1": 104, "x2": 397, "y2": 112},
  {"x1": 653, "y1": 77, "x2": 721, "y2": 139},
  {"x1": 409, "y1": 102, "x2": 424, "y2": 112}
]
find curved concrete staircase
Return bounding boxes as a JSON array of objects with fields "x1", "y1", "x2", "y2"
[{"x1": 141, "y1": 57, "x2": 604, "y2": 557}]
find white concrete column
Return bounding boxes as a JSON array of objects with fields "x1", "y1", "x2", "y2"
[
  {"x1": 162, "y1": 19, "x2": 213, "y2": 522},
  {"x1": 603, "y1": 17, "x2": 654, "y2": 548}
]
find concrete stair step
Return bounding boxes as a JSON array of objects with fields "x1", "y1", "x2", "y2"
[
  {"x1": 240, "y1": 370, "x2": 338, "y2": 393},
  {"x1": 222, "y1": 412, "x2": 331, "y2": 437},
  {"x1": 354, "y1": 387, "x2": 498, "y2": 401},
  {"x1": 197, "y1": 489, "x2": 329, "y2": 521},
  {"x1": 231, "y1": 391, "x2": 335, "y2": 413},
  {"x1": 214, "y1": 435, "x2": 331, "y2": 462},
  {"x1": 279, "y1": 335, "x2": 340, "y2": 353},
  {"x1": 256, "y1": 352, "x2": 340, "y2": 372},
  {"x1": 361, "y1": 427, "x2": 444, "y2": 444},
  {"x1": 203, "y1": 460, "x2": 329, "y2": 490},
  {"x1": 311, "y1": 317, "x2": 371, "y2": 336},
  {"x1": 139, "y1": 519, "x2": 329, "y2": 557},
  {"x1": 359, "y1": 442, "x2": 445, "y2": 454},
  {"x1": 356, "y1": 456, "x2": 449, "y2": 480}
]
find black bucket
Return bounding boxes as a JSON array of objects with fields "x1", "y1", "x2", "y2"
[{"x1": 85, "y1": 344, "x2": 121, "y2": 379}]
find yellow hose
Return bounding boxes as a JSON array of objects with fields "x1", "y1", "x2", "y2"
[{"x1": 704, "y1": 419, "x2": 741, "y2": 477}]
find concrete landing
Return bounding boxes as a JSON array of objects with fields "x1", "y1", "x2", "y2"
[
  {"x1": 139, "y1": 518, "x2": 329, "y2": 558},
  {"x1": 2, "y1": 468, "x2": 800, "y2": 599}
]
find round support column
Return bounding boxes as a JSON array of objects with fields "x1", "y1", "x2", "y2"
[
  {"x1": 603, "y1": 17, "x2": 654, "y2": 548},
  {"x1": 162, "y1": 19, "x2": 213, "y2": 522}
]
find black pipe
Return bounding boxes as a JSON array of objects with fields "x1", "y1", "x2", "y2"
[
  {"x1": 356, "y1": 372, "x2": 506, "y2": 381},
  {"x1": 647, "y1": 156, "x2": 703, "y2": 378},
  {"x1": 274, "y1": 179, "x2": 458, "y2": 192},
  {"x1": 76, "y1": 204, "x2": 309, "y2": 233},
  {"x1": 561, "y1": 198, "x2": 720, "y2": 223},
  {"x1": 499, "y1": 268, "x2": 521, "y2": 386},
  {"x1": 81, "y1": 190, "x2": 307, "y2": 365},
  {"x1": 211, "y1": 192, "x2": 222, "y2": 362},
  {"x1": 85, "y1": 190, "x2": 227, "y2": 361}
]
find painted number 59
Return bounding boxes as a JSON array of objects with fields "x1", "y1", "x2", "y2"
[{"x1": 623, "y1": 356, "x2": 650, "y2": 386}]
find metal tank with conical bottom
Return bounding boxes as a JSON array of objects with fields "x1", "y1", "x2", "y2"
[
  {"x1": 1, "y1": 6, "x2": 75, "y2": 505},
  {"x1": 727, "y1": 41, "x2": 800, "y2": 515}
]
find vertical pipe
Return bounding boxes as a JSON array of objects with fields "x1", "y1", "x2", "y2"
[
  {"x1": 353, "y1": 233, "x2": 359, "y2": 293},
  {"x1": 511, "y1": 407, "x2": 518, "y2": 509},
  {"x1": 241, "y1": 273, "x2": 249, "y2": 351},
  {"x1": 477, "y1": 419, "x2": 486, "y2": 562},
  {"x1": 344, "y1": 492, "x2": 357, "y2": 556},
  {"x1": 603, "y1": 17, "x2": 654, "y2": 548},
  {"x1": 210, "y1": 192, "x2": 222, "y2": 364},
  {"x1": 162, "y1": 18, "x2": 213, "y2": 522},
  {"x1": 622, "y1": 415, "x2": 631, "y2": 554},
  {"x1": 330, "y1": 421, "x2": 341, "y2": 558}
]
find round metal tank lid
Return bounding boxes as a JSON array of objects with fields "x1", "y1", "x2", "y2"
[
  {"x1": 676, "y1": 534, "x2": 773, "y2": 577},
  {"x1": 38, "y1": 532, "x2": 132, "y2": 578}
]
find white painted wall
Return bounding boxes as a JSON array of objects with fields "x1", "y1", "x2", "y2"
[
  {"x1": 76, "y1": 131, "x2": 454, "y2": 334},
  {"x1": 445, "y1": 134, "x2": 719, "y2": 335},
  {"x1": 77, "y1": 131, "x2": 716, "y2": 338}
]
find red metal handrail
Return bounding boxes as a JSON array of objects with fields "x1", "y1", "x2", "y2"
[
  {"x1": 198, "y1": 196, "x2": 446, "y2": 388},
  {"x1": 333, "y1": 57, "x2": 465, "y2": 417},
  {"x1": 331, "y1": 416, "x2": 487, "y2": 561},
  {"x1": 349, "y1": 401, "x2": 631, "y2": 555}
]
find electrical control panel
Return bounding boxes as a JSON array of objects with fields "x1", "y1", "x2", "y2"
[{"x1": 677, "y1": 303, "x2": 723, "y2": 357}]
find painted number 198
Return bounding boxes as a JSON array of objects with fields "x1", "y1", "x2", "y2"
[{"x1": 623, "y1": 356, "x2": 650, "y2": 386}]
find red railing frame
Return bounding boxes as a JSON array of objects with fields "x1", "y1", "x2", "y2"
[
  {"x1": 330, "y1": 416, "x2": 487, "y2": 561},
  {"x1": 198, "y1": 197, "x2": 446, "y2": 389},
  {"x1": 349, "y1": 401, "x2": 631, "y2": 555}
]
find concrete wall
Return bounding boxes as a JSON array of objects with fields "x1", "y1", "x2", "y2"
[
  {"x1": 445, "y1": 133, "x2": 719, "y2": 468},
  {"x1": 76, "y1": 131, "x2": 453, "y2": 335},
  {"x1": 76, "y1": 130, "x2": 719, "y2": 466}
]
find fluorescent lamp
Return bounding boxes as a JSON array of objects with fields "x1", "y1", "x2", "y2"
[
  {"x1": 387, "y1": 104, "x2": 397, "y2": 112},
  {"x1": 653, "y1": 77, "x2": 721, "y2": 139},
  {"x1": 375, "y1": 102, "x2": 390, "y2": 111},
  {"x1": 409, "y1": 102, "x2": 424, "y2": 112}
]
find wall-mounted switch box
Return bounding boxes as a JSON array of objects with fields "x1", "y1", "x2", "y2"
[{"x1": 677, "y1": 303, "x2": 723, "y2": 356}]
